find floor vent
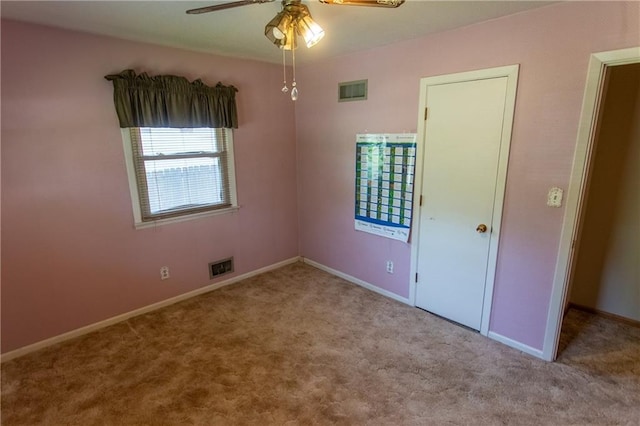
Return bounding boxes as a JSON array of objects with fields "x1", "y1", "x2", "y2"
[
  {"x1": 209, "y1": 257, "x2": 234, "y2": 279},
  {"x1": 339, "y1": 79, "x2": 368, "y2": 102}
]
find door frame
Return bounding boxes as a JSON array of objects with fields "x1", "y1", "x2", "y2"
[
  {"x1": 409, "y1": 65, "x2": 520, "y2": 336},
  {"x1": 542, "y1": 47, "x2": 640, "y2": 361}
]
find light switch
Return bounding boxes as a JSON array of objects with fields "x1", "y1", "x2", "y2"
[{"x1": 547, "y1": 187, "x2": 563, "y2": 207}]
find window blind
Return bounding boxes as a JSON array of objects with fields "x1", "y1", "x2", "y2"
[{"x1": 129, "y1": 127, "x2": 233, "y2": 221}]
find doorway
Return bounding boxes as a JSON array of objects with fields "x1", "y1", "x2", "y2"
[
  {"x1": 410, "y1": 65, "x2": 519, "y2": 335},
  {"x1": 569, "y1": 63, "x2": 640, "y2": 321},
  {"x1": 544, "y1": 47, "x2": 640, "y2": 361}
]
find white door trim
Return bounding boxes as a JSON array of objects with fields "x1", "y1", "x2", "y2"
[
  {"x1": 543, "y1": 47, "x2": 640, "y2": 361},
  {"x1": 409, "y1": 65, "x2": 520, "y2": 337}
]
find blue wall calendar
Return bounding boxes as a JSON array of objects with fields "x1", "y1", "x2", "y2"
[{"x1": 355, "y1": 133, "x2": 417, "y2": 242}]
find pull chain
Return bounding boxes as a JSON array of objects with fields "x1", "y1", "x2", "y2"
[
  {"x1": 281, "y1": 48, "x2": 289, "y2": 93},
  {"x1": 290, "y1": 37, "x2": 298, "y2": 101}
]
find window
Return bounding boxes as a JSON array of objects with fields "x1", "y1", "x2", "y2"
[
  {"x1": 105, "y1": 69, "x2": 239, "y2": 227},
  {"x1": 123, "y1": 127, "x2": 237, "y2": 227}
]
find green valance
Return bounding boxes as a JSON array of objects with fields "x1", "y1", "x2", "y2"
[{"x1": 104, "y1": 69, "x2": 238, "y2": 129}]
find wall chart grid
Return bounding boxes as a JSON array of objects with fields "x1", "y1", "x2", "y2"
[{"x1": 355, "y1": 133, "x2": 417, "y2": 242}]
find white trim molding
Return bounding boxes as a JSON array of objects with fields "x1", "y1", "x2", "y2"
[
  {"x1": 302, "y1": 258, "x2": 412, "y2": 306},
  {"x1": 1, "y1": 257, "x2": 300, "y2": 363},
  {"x1": 488, "y1": 331, "x2": 544, "y2": 359},
  {"x1": 121, "y1": 128, "x2": 240, "y2": 230},
  {"x1": 543, "y1": 46, "x2": 640, "y2": 362}
]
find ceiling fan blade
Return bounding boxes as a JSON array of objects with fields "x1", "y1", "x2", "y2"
[
  {"x1": 318, "y1": 0, "x2": 405, "y2": 8},
  {"x1": 186, "y1": 0, "x2": 276, "y2": 14}
]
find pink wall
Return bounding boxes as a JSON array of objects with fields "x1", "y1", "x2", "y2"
[
  {"x1": 295, "y1": 1, "x2": 640, "y2": 350},
  {"x1": 2, "y1": 2, "x2": 639, "y2": 356},
  {"x1": 1, "y1": 20, "x2": 299, "y2": 353}
]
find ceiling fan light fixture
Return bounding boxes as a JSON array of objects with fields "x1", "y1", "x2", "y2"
[
  {"x1": 276, "y1": 27, "x2": 297, "y2": 50},
  {"x1": 265, "y1": 11, "x2": 294, "y2": 44},
  {"x1": 297, "y1": 13, "x2": 325, "y2": 48},
  {"x1": 264, "y1": 1, "x2": 324, "y2": 50}
]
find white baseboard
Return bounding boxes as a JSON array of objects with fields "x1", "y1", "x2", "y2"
[
  {"x1": 302, "y1": 258, "x2": 411, "y2": 306},
  {"x1": 4, "y1": 256, "x2": 546, "y2": 363},
  {"x1": 488, "y1": 331, "x2": 545, "y2": 360},
  {"x1": 1, "y1": 256, "x2": 301, "y2": 363},
  {"x1": 302, "y1": 259, "x2": 547, "y2": 360}
]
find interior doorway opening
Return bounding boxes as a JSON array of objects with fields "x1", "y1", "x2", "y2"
[
  {"x1": 567, "y1": 63, "x2": 640, "y2": 324},
  {"x1": 544, "y1": 47, "x2": 640, "y2": 361}
]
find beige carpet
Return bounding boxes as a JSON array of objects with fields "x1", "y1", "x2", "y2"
[{"x1": 2, "y1": 262, "x2": 639, "y2": 425}]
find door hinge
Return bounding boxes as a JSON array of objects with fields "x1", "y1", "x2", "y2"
[
  {"x1": 419, "y1": 195, "x2": 423, "y2": 206},
  {"x1": 415, "y1": 273, "x2": 419, "y2": 283},
  {"x1": 424, "y1": 107, "x2": 428, "y2": 120}
]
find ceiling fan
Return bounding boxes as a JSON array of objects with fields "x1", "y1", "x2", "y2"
[
  {"x1": 187, "y1": 0, "x2": 405, "y2": 49},
  {"x1": 186, "y1": 0, "x2": 405, "y2": 100},
  {"x1": 186, "y1": 1, "x2": 405, "y2": 15}
]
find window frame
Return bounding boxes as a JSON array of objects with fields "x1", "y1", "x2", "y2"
[{"x1": 121, "y1": 128, "x2": 239, "y2": 229}]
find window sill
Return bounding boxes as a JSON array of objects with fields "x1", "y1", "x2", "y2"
[{"x1": 134, "y1": 205, "x2": 240, "y2": 230}]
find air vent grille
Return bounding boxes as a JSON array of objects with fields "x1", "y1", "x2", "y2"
[
  {"x1": 209, "y1": 257, "x2": 234, "y2": 279},
  {"x1": 339, "y1": 79, "x2": 368, "y2": 102}
]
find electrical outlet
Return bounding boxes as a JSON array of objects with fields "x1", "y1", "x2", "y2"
[
  {"x1": 386, "y1": 260, "x2": 394, "y2": 274},
  {"x1": 160, "y1": 266, "x2": 170, "y2": 280}
]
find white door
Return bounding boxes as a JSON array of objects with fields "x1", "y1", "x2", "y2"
[{"x1": 415, "y1": 76, "x2": 510, "y2": 331}]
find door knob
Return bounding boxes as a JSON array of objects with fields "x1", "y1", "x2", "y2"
[{"x1": 476, "y1": 224, "x2": 488, "y2": 233}]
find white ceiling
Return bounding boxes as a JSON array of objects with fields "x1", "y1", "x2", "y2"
[{"x1": 1, "y1": 1, "x2": 556, "y2": 65}]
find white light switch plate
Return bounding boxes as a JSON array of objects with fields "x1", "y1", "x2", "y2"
[{"x1": 547, "y1": 187, "x2": 563, "y2": 207}]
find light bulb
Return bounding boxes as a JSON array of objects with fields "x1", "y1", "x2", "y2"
[
  {"x1": 273, "y1": 27, "x2": 286, "y2": 40},
  {"x1": 298, "y1": 15, "x2": 324, "y2": 48}
]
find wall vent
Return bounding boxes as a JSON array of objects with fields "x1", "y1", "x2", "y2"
[
  {"x1": 339, "y1": 79, "x2": 368, "y2": 102},
  {"x1": 209, "y1": 257, "x2": 234, "y2": 279}
]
